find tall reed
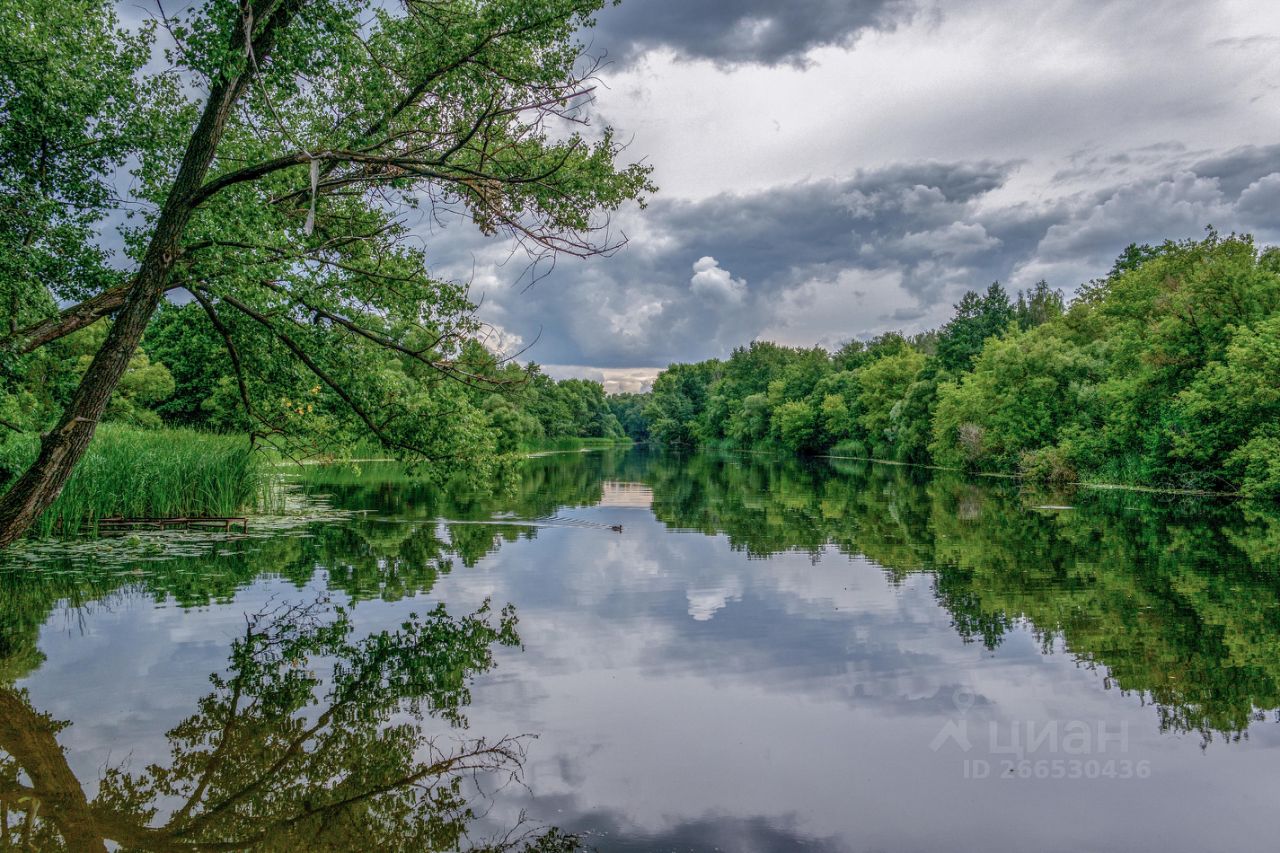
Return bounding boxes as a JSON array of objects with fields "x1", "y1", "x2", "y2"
[{"x1": 0, "y1": 425, "x2": 269, "y2": 537}]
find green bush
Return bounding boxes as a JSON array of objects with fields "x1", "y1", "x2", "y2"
[
  {"x1": 773, "y1": 400, "x2": 819, "y2": 453},
  {"x1": 1018, "y1": 444, "x2": 1078, "y2": 484},
  {"x1": 1229, "y1": 435, "x2": 1280, "y2": 499}
]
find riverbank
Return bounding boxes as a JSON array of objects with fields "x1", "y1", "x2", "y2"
[
  {"x1": 817, "y1": 449, "x2": 1241, "y2": 498},
  {"x1": 0, "y1": 428, "x2": 634, "y2": 540},
  {"x1": 652, "y1": 438, "x2": 1240, "y2": 499},
  {"x1": 518, "y1": 436, "x2": 633, "y2": 453}
]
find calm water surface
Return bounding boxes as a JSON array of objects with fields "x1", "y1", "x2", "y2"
[{"x1": 3, "y1": 448, "x2": 1280, "y2": 851}]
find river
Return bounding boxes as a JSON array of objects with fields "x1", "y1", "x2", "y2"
[{"x1": 2, "y1": 447, "x2": 1279, "y2": 851}]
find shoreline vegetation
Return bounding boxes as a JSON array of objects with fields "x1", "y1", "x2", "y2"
[
  {"x1": 619, "y1": 232, "x2": 1280, "y2": 502},
  {"x1": 2, "y1": 321, "x2": 634, "y2": 537},
  {"x1": 815, "y1": 451, "x2": 1240, "y2": 498},
  {"x1": 0, "y1": 425, "x2": 632, "y2": 539},
  {"x1": 0, "y1": 0, "x2": 654, "y2": 546},
  {"x1": 9, "y1": 233, "x2": 1278, "y2": 544},
  {"x1": 5, "y1": 232, "x2": 1276, "y2": 542}
]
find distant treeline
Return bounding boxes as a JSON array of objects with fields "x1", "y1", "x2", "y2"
[
  {"x1": 613, "y1": 232, "x2": 1280, "y2": 498},
  {"x1": 5, "y1": 304, "x2": 627, "y2": 461}
]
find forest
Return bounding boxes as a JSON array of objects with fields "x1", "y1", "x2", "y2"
[
  {"x1": 2, "y1": 0, "x2": 1276, "y2": 547},
  {"x1": 1, "y1": 298, "x2": 628, "y2": 535},
  {"x1": 627, "y1": 232, "x2": 1280, "y2": 499}
]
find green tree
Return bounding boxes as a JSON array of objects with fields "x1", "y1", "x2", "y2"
[
  {"x1": 773, "y1": 399, "x2": 819, "y2": 453},
  {"x1": 1084, "y1": 232, "x2": 1280, "y2": 488},
  {"x1": 1014, "y1": 280, "x2": 1065, "y2": 330},
  {"x1": 705, "y1": 341, "x2": 804, "y2": 443},
  {"x1": 607, "y1": 392, "x2": 652, "y2": 441},
  {"x1": 62, "y1": 321, "x2": 176, "y2": 428},
  {"x1": 645, "y1": 360, "x2": 720, "y2": 447},
  {"x1": 891, "y1": 360, "x2": 942, "y2": 464},
  {"x1": 931, "y1": 326, "x2": 1101, "y2": 471},
  {"x1": 142, "y1": 301, "x2": 236, "y2": 426},
  {"x1": 812, "y1": 370, "x2": 863, "y2": 448},
  {"x1": 0, "y1": 0, "x2": 153, "y2": 340},
  {"x1": 856, "y1": 347, "x2": 926, "y2": 457},
  {"x1": 0, "y1": 0, "x2": 652, "y2": 544},
  {"x1": 1170, "y1": 314, "x2": 1280, "y2": 495},
  {"x1": 936, "y1": 282, "x2": 1014, "y2": 373}
]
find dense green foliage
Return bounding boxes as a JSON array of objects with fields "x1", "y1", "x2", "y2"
[
  {"x1": 0, "y1": 424, "x2": 268, "y2": 536},
  {"x1": 627, "y1": 233, "x2": 1280, "y2": 497},
  {"x1": 0, "y1": 309, "x2": 627, "y2": 535},
  {"x1": 138, "y1": 301, "x2": 627, "y2": 451},
  {"x1": 605, "y1": 392, "x2": 651, "y2": 442},
  {"x1": 0, "y1": 295, "x2": 628, "y2": 536},
  {"x1": 0, "y1": 0, "x2": 148, "y2": 321}
]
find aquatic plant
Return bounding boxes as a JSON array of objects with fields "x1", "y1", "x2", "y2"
[{"x1": 0, "y1": 425, "x2": 269, "y2": 537}]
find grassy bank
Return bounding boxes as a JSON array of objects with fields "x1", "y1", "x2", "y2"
[{"x1": 0, "y1": 425, "x2": 270, "y2": 537}]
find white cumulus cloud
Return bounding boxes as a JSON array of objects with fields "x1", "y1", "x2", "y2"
[{"x1": 690, "y1": 256, "x2": 748, "y2": 303}]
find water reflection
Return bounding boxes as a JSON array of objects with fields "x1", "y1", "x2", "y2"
[
  {"x1": 302, "y1": 448, "x2": 1280, "y2": 741},
  {"x1": 646, "y1": 453, "x2": 1280, "y2": 739},
  {"x1": 4, "y1": 448, "x2": 1280, "y2": 850},
  {"x1": 5, "y1": 449, "x2": 1280, "y2": 740},
  {"x1": 0, "y1": 598, "x2": 577, "y2": 851}
]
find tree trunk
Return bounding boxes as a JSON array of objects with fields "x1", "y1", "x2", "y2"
[
  {"x1": 0, "y1": 271, "x2": 170, "y2": 545},
  {"x1": 0, "y1": 72, "x2": 256, "y2": 547},
  {"x1": 0, "y1": 689, "x2": 109, "y2": 852},
  {"x1": 0, "y1": 1, "x2": 309, "y2": 546}
]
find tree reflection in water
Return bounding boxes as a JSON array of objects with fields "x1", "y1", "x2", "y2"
[{"x1": 0, "y1": 598, "x2": 578, "y2": 852}]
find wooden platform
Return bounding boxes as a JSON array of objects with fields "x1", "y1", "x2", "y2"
[{"x1": 94, "y1": 516, "x2": 249, "y2": 532}]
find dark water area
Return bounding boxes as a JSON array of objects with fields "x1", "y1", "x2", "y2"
[{"x1": 3, "y1": 448, "x2": 1280, "y2": 851}]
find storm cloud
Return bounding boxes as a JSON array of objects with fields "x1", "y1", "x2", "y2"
[{"x1": 585, "y1": 0, "x2": 916, "y2": 67}]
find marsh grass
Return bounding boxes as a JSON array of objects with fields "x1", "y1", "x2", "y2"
[{"x1": 0, "y1": 425, "x2": 272, "y2": 537}]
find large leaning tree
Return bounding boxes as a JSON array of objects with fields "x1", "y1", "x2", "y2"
[{"x1": 0, "y1": 0, "x2": 653, "y2": 544}]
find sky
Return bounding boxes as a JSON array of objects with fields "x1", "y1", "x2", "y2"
[{"x1": 415, "y1": 0, "x2": 1280, "y2": 393}]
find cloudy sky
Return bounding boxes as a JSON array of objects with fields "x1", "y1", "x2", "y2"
[{"x1": 417, "y1": 0, "x2": 1280, "y2": 392}]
